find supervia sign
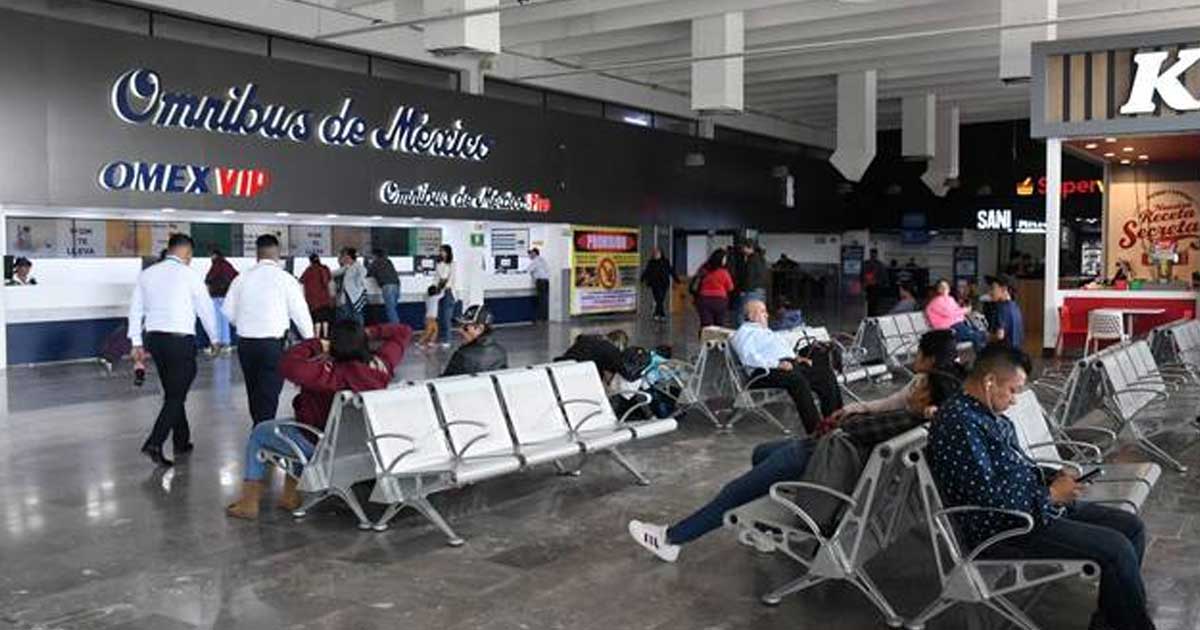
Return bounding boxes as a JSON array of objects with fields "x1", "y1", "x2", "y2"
[{"x1": 109, "y1": 68, "x2": 494, "y2": 160}]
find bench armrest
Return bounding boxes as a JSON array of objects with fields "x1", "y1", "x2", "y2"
[
  {"x1": 561, "y1": 398, "x2": 606, "y2": 432},
  {"x1": 768, "y1": 481, "x2": 857, "y2": 542},
  {"x1": 617, "y1": 391, "x2": 654, "y2": 424},
  {"x1": 1027, "y1": 439, "x2": 1103, "y2": 463},
  {"x1": 443, "y1": 420, "x2": 492, "y2": 459},
  {"x1": 260, "y1": 420, "x2": 324, "y2": 465},
  {"x1": 935, "y1": 506, "x2": 1035, "y2": 563},
  {"x1": 369, "y1": 433, "x2": 418, "y2": 475}
]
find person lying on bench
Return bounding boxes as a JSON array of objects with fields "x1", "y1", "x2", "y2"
[
  {"x1": 928, "y1": 344, "x2": 1153, "y2": 630},
  {"x1": 226, "y1": 320, "x2": 412, "y2": 520},
  {"x1": 729, "y1": 299, "x2": 842, "y2": 433},
  {"x1": 628, "y1": 330, "x2": 962, "y2": 563}
]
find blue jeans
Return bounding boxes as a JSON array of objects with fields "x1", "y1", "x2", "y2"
[
  {"x1": 437, "y1": 289, "x2": 459, "y2": 343},
  {"x1": 381, "y1": 284, "x2": 400, "y2": 324},
  {"x1": 212, "y1": 297, "x2": 231, "y2": 345},
  {"x1": 951, "y1": 320, "x2": 987, "y2": 352},
  {"x1": 667, "y1": 438, "x2": 814, "y2": 545},
  {"x1": 243, "y1": 422, "x2": 315, "y2": 482},
  {"x1": 735, "y1": 289, "x2": 767, "y2": 326},
  {"x1": 991, "y1": 502, "x2": 1151, "y2": 630}
]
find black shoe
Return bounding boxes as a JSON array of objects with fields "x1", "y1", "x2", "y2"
[
  {"x1": 174, "y1": 443, "x2": 194, "y2": 456},
  {"x1": 141, "y1": 446, "x2": 174, "y2": 468},
  {"x1": 133, "y1": 367, "x2": 146, "y2": 387}
]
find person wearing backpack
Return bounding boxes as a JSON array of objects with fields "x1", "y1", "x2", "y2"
[
  {"x1": 627, "y1": 330, "x2": 962, "y2": 563},
  {"x1": 693, "y1": 249, "x2": 733, "y2": 329}
]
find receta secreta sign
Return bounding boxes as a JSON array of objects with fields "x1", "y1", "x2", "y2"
[{"x1": 1120, "y1": 49, "x2": 1200, "y2": 115}]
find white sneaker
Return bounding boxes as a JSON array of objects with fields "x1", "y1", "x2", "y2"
[{"x1": 628, "y1": 520, "x2": 680, "y2": 563}]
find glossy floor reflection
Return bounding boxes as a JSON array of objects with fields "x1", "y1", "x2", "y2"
[{"x1": 0, "y1": 311, "x2": 1197, "y2": 630}]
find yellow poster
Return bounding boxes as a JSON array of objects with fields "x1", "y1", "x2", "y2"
[{"x1": 569, "y1": 225, "x2": 640, "y2": 315}]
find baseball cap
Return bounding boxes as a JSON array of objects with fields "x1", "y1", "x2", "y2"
[{"x1": 455, "y1": 304, "x2": 494, "y2": 327}]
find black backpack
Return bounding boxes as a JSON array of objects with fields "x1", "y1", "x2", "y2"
[{"x1": 619, "y1": 346, "x2": 652, "y2": 381}]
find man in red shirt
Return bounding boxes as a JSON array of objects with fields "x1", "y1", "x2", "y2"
[{"x1": 225, "y1": 320, "x2": 412, "y2": 520}]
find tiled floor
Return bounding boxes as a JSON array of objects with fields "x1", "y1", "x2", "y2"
[{"x1": 0, "y1": 311, "x2": 1197, "y2": 630}]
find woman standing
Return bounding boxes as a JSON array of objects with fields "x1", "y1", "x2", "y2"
[
  {"x1": 299, "y1": 254, "x2": 334, "y2": 339},
  {"x1": 640, "y1": 247, "x2": 676, "y2": 321},
  {"x1": 694, "y1": 249, "x2": 734, "y2": 328},
  {"x1": 435, "y1": 244, "x2": 459, "y2": 347}
]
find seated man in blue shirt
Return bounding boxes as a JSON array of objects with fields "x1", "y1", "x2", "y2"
[
  {"x1": 729, "y1": 299, "x2": 841, "y2": 433},
  {"x1": 928, "y1": 344, "x2": 1153, "y2": 630},
  {"x1": 987, "y1": 274, "x2": 1024, "y2": 349}
]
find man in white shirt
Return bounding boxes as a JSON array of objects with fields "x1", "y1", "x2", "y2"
[
  {"x1": 729, "y1": 300, "x2": 841, "y2": 433},
  {"x1": 128, "y1": 233, "x2": 219, "y2": 467},
  {"x1": 223, "y1": 234, "x2": 315, "y2": 426},
  {"x1": 527, "y1": 247, "x2": 551, "y2": 322}
]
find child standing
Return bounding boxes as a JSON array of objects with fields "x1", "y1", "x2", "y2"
[{"x1": 416, "y1": 284, "x2": 442, "y2": 348}]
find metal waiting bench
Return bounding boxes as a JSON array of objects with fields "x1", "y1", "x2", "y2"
[
  {"x1": 776, "y1": 325, "x2": 890, "y2": 403},
  {"x1": 1150, "y1": 318, "x2": 1200, "y2": 369},
  {"x1": 360, "y1": 361, "x2": 677, "y2": 545},
  {"x1": 1092, "y1": 340, "x2": 1200, "y2": 472},
  {"x1": 1006, "y1": 390, "x2": 1160, "y2": 514},
  {"x1": 723, "y1": 425, "x2": 928, "y2": 627},
  {"x1": 856, "y1": 312, "x2": 977, "y2": 377},
  {"x1": 907, "y1": 440, "x2": 1099, "y2": 630}
]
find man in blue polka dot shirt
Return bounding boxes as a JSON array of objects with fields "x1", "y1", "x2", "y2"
[{"x1": 928, "y1": 345, "x2": 1153, "y2": 630}]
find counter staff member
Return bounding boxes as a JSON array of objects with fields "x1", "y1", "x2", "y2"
[
  {"x1": 128, "y1": 233, "x2": 219, "y2": 468},
  {"x1": 223, "y1": 234, "x2": 315, "y2": 426},
  {"x1": 528, "y1": 248, "x2": 551, "y2": 322}
]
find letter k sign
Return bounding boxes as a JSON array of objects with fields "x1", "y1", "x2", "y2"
[{"x1": 1120, "y1": 49, "x2": 1200, "y2": 115}]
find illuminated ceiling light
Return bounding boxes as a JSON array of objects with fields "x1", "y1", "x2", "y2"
[
  {"x1": 1105, "y1": 137, "x2": 1118, "y2": 143},
  {"x1": 325, "y1": 213, "x2": 339, "y2": 218},
  {"x1": 275, "y1": 211, "x2": 290, "y2": 217},
  {"x1": 370, "y1": 215, "x2": 383, "y2": 220},
  {"x1": 1138, "y1": 154, "x2": 1149, "y2": 160},
  {"x1": 1120, "y1": 159, "x2": 1131, "y2": 164},
  {"x1": 1084, "y1": 142, "x2": 1099, "y2": 149},
  {"x1": 221, "y1": 209, "x2": 236, "y2": 214},
  {"x1": 1103, "y1": 152, "x2": 1115, "y2": 157},
  {"x1": 160, "y1": 207, "x2": 176, "y2": 213},
  {"x1": 1122, "y1": 146, "x2": 1135, "y2": 152},
  {"x1": 622, "y1": 115, "x2": 651, "y2": 127}
]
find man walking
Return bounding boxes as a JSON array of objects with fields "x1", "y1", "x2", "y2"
[
  {"x1": 734, "y1": 241, "x2": 768, "y2": 326},
  {"x1": 367, "y1": 248, "x2": 401, "y2": 324},
  {"x1": 640, "y1": 247, "x2": 676, "y2": 321},
  {"x1": 222, "y1": 234, "x2": 315, "y2": 426},
  {"x1": 527, "y1": 247, "x2": 551, "y2": 322},
  {"x1": 128, "y1": 233, "x2": 219, "y2": 467}
]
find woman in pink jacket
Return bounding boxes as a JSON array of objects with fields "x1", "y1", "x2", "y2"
[{"x1": 924, "y1": 279, "x2": 986, "y2": 351}]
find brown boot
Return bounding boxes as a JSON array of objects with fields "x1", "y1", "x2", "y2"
[
  {"x1": 225, "y1": 480, "x2": 264, "y2": 520},
  {"x1": 278, "y1": 476, "x2": 302, "y2": 512}
]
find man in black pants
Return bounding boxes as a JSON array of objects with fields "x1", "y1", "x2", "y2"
[
  {"x1": 729, "y1": 300, "x2": 842, "y2": 433},
  {"x1": 127, "y1": 234, "x2": 219, "y2": 467},
  {"x1": 222, "y1": 234, "x2": 315, "y2": 426},
  {"x1": 640, "y1": 247, "x2": 676, "y2": 321},
  {"x1": 527, "y1": 247, "x2": 551, "y2": 322}
]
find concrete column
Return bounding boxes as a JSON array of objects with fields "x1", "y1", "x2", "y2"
[
  {"x1": 691, "y1": 12, "x2": 744, "y2": 113},
  {"x1": 697, "y1": 118, "x2": 716, "y2": 139},
  {"x1": 1001, "y1": 0, "x2": 1057, "y2": 81},
  {"x1": 902, "y1": 93, "x2": 936, "y2": 159},
  {"x1": 459, "y1": 60, "x2": 485, "y2": 95},
  {"x1": 831, "y1": 70, "x2": 877, "y2": 182},
  {"x1": 1043, "y1": 138, "x2": 1062, "y2": 353},
  {"x1": 423, "y1": 0, "x2": 500, "y2": 56},
  {"x1": 923, "y1": 104, "x2": 960, "y2": 195}
]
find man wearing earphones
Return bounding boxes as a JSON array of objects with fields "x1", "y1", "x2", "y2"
[{"x1": 928, "y1": 344, "x2": 1153, "y2": 630}]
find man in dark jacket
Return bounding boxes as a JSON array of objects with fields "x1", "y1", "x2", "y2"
[
  {"x1": 735, "y1": 242, "x2": 769, "y2": 326},
  {"x1": 443, "y1": 305, "x2": 509, "y2": 376},
  {"x1": 556, "y1": 329, "x2": 627, "y2": 383},
  {"x1": 367, "y1": 248, "x2": 401, "y2": 324},
  {"x1": 640, "y1": 247, "x2": 676, "y2": 321}
]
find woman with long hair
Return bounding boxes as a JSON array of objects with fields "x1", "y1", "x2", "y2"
[
  {"x1": 694, "y1": 249, "x2": 734, "y2": 328},
  {"x1": 435, "y1": 244, "x2": 458, "y2": 347}
]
